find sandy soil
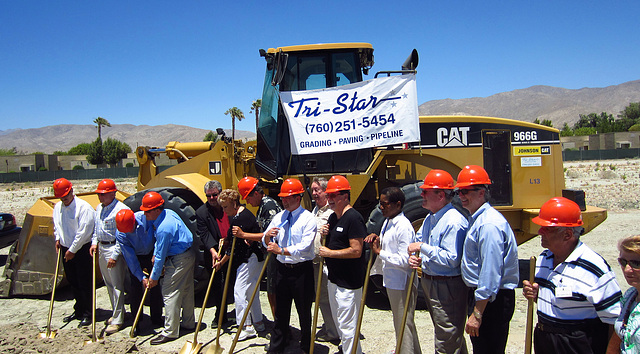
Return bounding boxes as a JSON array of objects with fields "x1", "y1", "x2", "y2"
[{"x1": 0, "y1": 159, "x2": 639, "y2": 353}]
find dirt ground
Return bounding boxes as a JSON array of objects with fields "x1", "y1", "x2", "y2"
[{"x1": 0, "y1": 159, "x2": 639, "y2": 353}]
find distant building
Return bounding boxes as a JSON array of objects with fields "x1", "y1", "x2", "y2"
[{"x1": 561, "y1": 132, "x2": 640, "y2": 150}]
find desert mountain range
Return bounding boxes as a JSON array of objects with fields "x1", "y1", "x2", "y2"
[{"x1": 2, "y1": 79, "x2": 640, "y2": 154}]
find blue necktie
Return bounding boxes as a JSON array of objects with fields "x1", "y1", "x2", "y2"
[{"x1": 285, "y1": 212, "x2": 293, "y2": 247}]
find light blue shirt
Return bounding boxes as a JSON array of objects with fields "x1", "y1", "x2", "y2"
[
  {"x1": 116, "y1": 211, "x2": 155, "y2": 282},
  {"x1": 462, "y1": 202, "x2": 519, "y2": 302},
  {"x1": 93, "y1": 198, "x2": 128, "y2": 259},
  {"x1": 149, "y1": 209, "x2": 193, "y2": 280},
  {"x1": 417, "y1": 203, "x2": 469, "y2": 277},
  {"x1": 265, "y1": 205, "x2": 316, "y2": 264}
]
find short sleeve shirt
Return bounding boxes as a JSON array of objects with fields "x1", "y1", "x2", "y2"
[{"x1": 325, "y1": 208, "x2": 367, "y2": 289}]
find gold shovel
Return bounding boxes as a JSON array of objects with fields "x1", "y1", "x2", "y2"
[
  {"x1": 525, "y1": 256, "x2": 537, "y2": 354},
  {"x1": 352, "y1": 241, "x2": 375, "y2": 354},
  {"x1": 395, "y1": 252, "x2": 419, "y2": 354},
  {"x1": 309, "y1": 237, "x2": 327, "y2": 354},
  {"x1": 228, "y1": 252, "x2": 272, "y2": 354},
  {"x1": 206, "y1": 235, "x2": 238, "y2": 354},
  {"x1": 39, "y1": 249, "x2": 62, "y2": 339},
  {"x1": 130, "y1": 270, "x2": 150, "y2": 338},
  {"x1": 84, "y1": 252, "x2": 103, "y2": 345},
  {"x1": 179, "y1": 240, "x2": 224, "y2": 354}
]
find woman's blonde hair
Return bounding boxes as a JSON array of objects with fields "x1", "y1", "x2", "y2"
[
  {"x1": 218, "y1": 189, "x2": 240, "y2": 207},
  {"x1": 618, "y1": 235, "x2": 640, "y2": 255}
]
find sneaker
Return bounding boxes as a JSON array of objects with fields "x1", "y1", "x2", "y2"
[
  {"x1": 238, "y1": 325, "x2": 257, "y2": 341},
  {"x1": 105, "y1": 324, "x2": 121, "y2": 335},
  {"x1": 254, "y1": 321, "x2": 266, "y2": 332}
]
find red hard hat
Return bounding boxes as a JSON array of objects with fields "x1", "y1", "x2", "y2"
[
  {"x1": 278, "y1": 178, "x2": 305, "y2": 197},
  {"x1": 140, "y1": 191, "x2": 164, "y2": 211},
  {"x1": 115, "y1": 209, "x2": 136, "y2": 233},
  {"x1": 53, "y1": 178, "x2": 72, "y2": 198},
  {"x1": 455, "y1": 165, "x2": 492, "y2": 188},
  {"x1": 533, "y1": 197, "x2": 584, "y2": 227},
  {"x1": 95, "y1": 179, "x2": 117, "y2": 194},
  {"x1": 325, "y1": 175, "x2": 351, "y2": 193},
  {"x1": 238, "y1": 176, "x2": 259, "y2": 200},
  {"x1": 420, "y1": 169, "x2": 455, "y2": 190}
]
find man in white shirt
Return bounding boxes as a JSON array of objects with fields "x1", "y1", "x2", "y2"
[{"x1": 52, "y1": 178, "x2": 95, "y2": 327}]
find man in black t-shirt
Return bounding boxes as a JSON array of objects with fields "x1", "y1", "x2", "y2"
[{"x1": 319, "y1": 175, "x2": 366, "y2": 354}]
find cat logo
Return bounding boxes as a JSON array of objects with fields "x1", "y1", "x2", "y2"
[
  {"x1": 209, "y1": 161, "x2": 222, "y2": 175},
  {"x1": 437, "y1": 127, "x2": 470, "y2": 147}
]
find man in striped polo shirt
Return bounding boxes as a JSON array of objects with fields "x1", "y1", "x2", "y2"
[{"x1": 523, "y1": 197, "x2": 622, "y2": 353}]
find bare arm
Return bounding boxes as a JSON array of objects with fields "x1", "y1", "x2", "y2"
[{"x1": 319, "y1": 238, "x2": 363, "y2": 259}]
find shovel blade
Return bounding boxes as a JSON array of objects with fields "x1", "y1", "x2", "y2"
[
  {"x1": 38, "y1": 330, "x2": 57, "y2": 339},
  {"x1": 179, "y1": 340, "x2": 203, "y2": 354},
  {"x1": 205, "y1": 344, "x2": 224, "y2": 354}
]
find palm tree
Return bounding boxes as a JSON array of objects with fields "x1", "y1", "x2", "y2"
[
  {"x1": 93, "y1": 117, "x2": 111, "y2": 141},
  {"x1": 224, "y1": 107, "x2": 245, "y2": 143},
  {"x1": 249, "y1": 99, "x2": 262, "y2": 135}
]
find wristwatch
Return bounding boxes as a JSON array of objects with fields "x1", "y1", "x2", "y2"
[
  {"x1": 473, "y1": 309, "x2": 483, "y2": 320},
  {"x1": 280, "y1": 247, "x2": 285, "y2": 256}
]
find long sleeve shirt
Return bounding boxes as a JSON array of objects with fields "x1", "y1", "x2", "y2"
[
  {"x1": 149, "y1": 209, "x2": 193, "y2": 280},
  {"x1": 417, "y1": 203, "x2": 469, "y2": 276},
  {"x1": 312, "y1": 203, "x2": 333, "y2": 256},
  {"x1": 92, "y1": 198, "x2": 129, "y2": 259},
  {"x1": 53, "y1": 197, "x2": 95, "y2": 253},
  {"x1": 377, "y1": 212, "x2": 413, "y2": 290},
  {"x1": 462, "y1": 202, "x2": 519, "y2": 302},
  {"x1": 265, "y1": 205, "x2": 316, "y2": 264},
  {"x1": 115, "y1": 211, "x2": 155, "y2": 282}
]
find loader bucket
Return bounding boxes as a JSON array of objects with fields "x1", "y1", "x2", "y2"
[{"x1": 0, "y1": 191, "x2": 130, "y2": 297}]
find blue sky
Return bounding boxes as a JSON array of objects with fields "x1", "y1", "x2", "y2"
[{"x1": 1, "y1": 1, "x2": 639, "y2": 134}]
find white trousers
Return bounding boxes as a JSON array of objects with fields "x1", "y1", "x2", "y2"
[
  {"x1": 98, "y1": 243, "x2": 127, "y2": 325},
  {"x1": 387, "y1": 274, "x2": 422, "y2": 354},
  {"x1": 313, "y1": 262, "x2": 338, "y2": 338},
  {"x1": 160, "y1": 250, "x2": 195, "y2": 338},
  {"x1": 327, "y1": 280, "x2": 362, "y2": 354},
  {"x1": 234, "y1": 253, "x2": 264, "y2": 327}
]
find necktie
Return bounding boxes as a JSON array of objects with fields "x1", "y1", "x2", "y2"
[{"x1": 285, "y1": 212, "x2": 293, "y2": 247}]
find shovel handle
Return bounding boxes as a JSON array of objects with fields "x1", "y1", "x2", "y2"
[
  {"x1": 44, "y1": 249, "x2": 62, "y2": 338},
  {"x1": 524, "y1": 256, "x2": 537, "y2": 354},
  {"x1": 130, "y1": 279, "x2": 149, "y2": 338},
  {"x1": 352, "y1": 241, "x2": 375, "y2": 354},
  {"x1": 395, "y1": 252, "x2": 418, "y2": 354},
  {"x1": 192, "y1": 240, "x2": 223, "y2": 343},
  {"x1": 310, "y1": 237, "x2": 327, "y2": 354}
]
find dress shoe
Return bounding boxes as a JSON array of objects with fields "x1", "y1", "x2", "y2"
[
  {"x1": 63, "y1": 313, "x2": 79, "y2": 323},
  {"x1": 104, "y1": 317, "x2": 114, "y2": 325},
  {"x1": 264, "y1": 343, "x2": 283, "y2": 354},
  {"x1": 105, "y1": 324, "x2": 121, "y2": 335},
  {"x1": 77, "y1": 317, "x2": 91, "y2": 327},
  {"x1": 150, "y1": 335, "x2": 176, "y2": 345}
]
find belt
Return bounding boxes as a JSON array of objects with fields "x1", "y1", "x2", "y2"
[
  {"x1": 100, "y1": 241, "x2": 116, "y2": 245},
  {"x1": 422, "y1": 274, "x2": 461, "y2": 280},
  {"x1": 536, "y1": 322, "x2": 582, "y2": 335},
  {"x1": 278, "y1": 260, "x2": 312, "y2": 269}
]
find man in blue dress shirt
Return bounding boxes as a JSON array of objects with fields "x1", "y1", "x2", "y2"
[
  {"x1": 115, "y1": 209, "x2": 163, "y2": 331},
  {"x1": 457, "y1": 165, "x2": 519, "y2": 354},
  {"x1": 139, "y1": 191, "x2": 196, "y2": 345}
]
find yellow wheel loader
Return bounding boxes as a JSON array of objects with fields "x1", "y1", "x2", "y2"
[{"x1": 0, "y1": 42, "x2": 606, "y2": 297}]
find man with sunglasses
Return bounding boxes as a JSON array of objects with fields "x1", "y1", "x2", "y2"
[
  {"x1": 523, "y1": 197, "x2": 621, "y2": 353},
  {"x1": 319, "y1": 175, "x2": 367, "y2": 354},
  {"x1": 407, "y1": 170, "x2": 469, "y2": 354},
  {"x1": 196, "y1": 179, "x2": 231, "y2": 327},
  {"x1": 457, "y1": 165, "x2": 519, "y2": 354}
]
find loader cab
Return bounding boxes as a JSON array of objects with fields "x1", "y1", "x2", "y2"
[{"x1": 257, "y1": 43, "x2": 375, "y2": 179}]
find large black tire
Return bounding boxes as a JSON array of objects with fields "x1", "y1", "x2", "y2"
[{"x1": 123, "y1": 187, "x2": 209, "y2": 294}]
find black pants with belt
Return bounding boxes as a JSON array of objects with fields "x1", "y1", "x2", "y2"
[
  {"x1": 61, "y1": 243, "x2": 92, "y2": 318},
  {"x1": 129, "y1": 252, "x2": 164, "y2": 326},
  {"x1": 468, "y1": 288, "x2": 515, "y2": 354},
  {"x1": 270, "y1": 260, "x2": 315, "y2": 353},
  {"x1": 534, "y1": 318, "x2": 609, "y2": 354}
]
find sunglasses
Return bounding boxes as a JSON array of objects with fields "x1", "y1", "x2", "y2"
[
  {"x1": 457, "y1": 188, "x2": 481, "y2": 195},
  {"x1": 618, "y1": 257, "x2": 640, "y2": 270},
  {"x1": 206, "y1": 192, "x2": 219, "y2": 198}
]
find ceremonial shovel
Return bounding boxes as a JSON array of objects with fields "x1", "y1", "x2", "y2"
[
  {"x1": 39, "y1": 249, "x2": 62, "y2": 339},
  {"x1": 395, "y1": 252, "x2": 419, "y2": 353},
  {"x1": 206, "y1": 234, "x2": 237, "y2": 354},
  {"x1": 129, "y1": 270, "x2": 150, "y2": 338},
  {"x1": 309, "y1": 237, "x2": 327, "y2": 354},
  {"x1": 352, "y1": 242, "x2": 375, "y2": 354},
  {"x1": 179, "y1": 240, "x2": 224, "y2": 354},
  {"x1": 84, "y1": 252, "x2": 103, "y2": 345},
  {"x1": 525, "y1": 256, "x2": 537, "y2": 354}
]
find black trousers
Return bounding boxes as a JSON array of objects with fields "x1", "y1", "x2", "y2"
[
  {"x1": 61, "y1": 243, "x2": 92, "y2": 318},
  {"x1": 534, "y1": 319, "x2": 609, "y2": 354},
  {"x1": 270, "y1": 260, "x2": 315, "y2": 353},
  {"x1": 468, "y1": 288, "x2": 515, "y2": 354},
  {"x1": 129, "y1": 252, "x2": 163, "y2": 326}
]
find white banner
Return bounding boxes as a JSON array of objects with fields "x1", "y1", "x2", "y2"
[{"x1": 280, "y1": 74, "x2": 420, "y2": 155}]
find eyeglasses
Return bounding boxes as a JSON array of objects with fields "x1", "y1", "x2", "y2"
[
  {"x1": 618, "y1": 257, "x2": 640, "y2": 270},
  {"x1": 206, "y1": 192, "x2": 219, "y2": 198},
  {"x1": 457, "y1": 188, "x2": 481, "y2": 195}
]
